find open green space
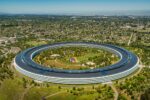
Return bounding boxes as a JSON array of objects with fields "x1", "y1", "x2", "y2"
[{"x1": 34, "y1": 46, "x2": 119, "y2": 70}]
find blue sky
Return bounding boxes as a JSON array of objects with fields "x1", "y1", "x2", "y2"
[{"x1": 0, "y1": 0, "x2": 150, "y2": 14}]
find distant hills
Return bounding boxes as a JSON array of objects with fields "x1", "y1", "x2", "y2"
[{"x1": 0, "y1": 10, "x2": 150, "y2": 16}]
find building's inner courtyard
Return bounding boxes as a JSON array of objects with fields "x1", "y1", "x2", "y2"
[{"x1": 33, "y1": 46, "x2": 119, "y2": 70}]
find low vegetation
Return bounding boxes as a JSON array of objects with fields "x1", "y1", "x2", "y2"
[{"x1": 34, "y1": 47, "x2": 119, "y2": 70}]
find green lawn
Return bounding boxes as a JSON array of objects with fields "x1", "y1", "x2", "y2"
[
  {"x1": 0, "y1": 76, "x2": 114, "y2": 100},
  {"x1": 24, "y1": 86, "x2": 61, "y2": 100},
  {"x1": 77, "y1": 52, "x2": 100, "y2": 62},
  {"x1": 34, "y1": 47, "x2": 119, "y2": 70},
  {"x1": 0, "y1": 78, "x2": 24, "y2": 100},
  {"x1": 26, "y1": 40, "x2": 47, "y2": 46}
]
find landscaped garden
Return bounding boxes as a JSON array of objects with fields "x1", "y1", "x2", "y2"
[{"x1": 34, "y1": 46, "x2": 119, "y2": 70}]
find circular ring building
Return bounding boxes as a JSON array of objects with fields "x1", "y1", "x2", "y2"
[{"x1": 14, "y1": 42, "x2": 139, "y2": 84}]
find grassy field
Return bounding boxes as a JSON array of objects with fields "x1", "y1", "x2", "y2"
[
  {"x1": 135, "y1": 28, "x2": 150, "y2": 32},
  {"x1": 0, "y1": 66, "x2": 114, "y2": 100},
  {"x1": 0, "y1": 78, "x2": 24, "y2": 100},
  {"x1": 34, "y1": 47, "x2": 119, "y2": 70},
  {"x1": 0, "y1": 77, "x2": 114, "y2": 100},
  {"x1": 26, "y1": 40, "x2": 47, "y2": 46}
]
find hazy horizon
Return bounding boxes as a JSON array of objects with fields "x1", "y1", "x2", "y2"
[{"x1": 0, "y1": 0, "x2": 150, "y2": 16}]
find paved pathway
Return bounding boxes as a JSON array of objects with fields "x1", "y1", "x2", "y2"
[
  {"x1": 20, "y1": 85, "x2": 33, "y2": 100},
  {"x1": 128, "y1": 33, "x2": 134, "y2": 46},
  {"x1": 107, "y1": 83, "x2": 118, "y2": 100},
  {"x1": 45, "y1": 90, "x2": 66, "y2": 99}
]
